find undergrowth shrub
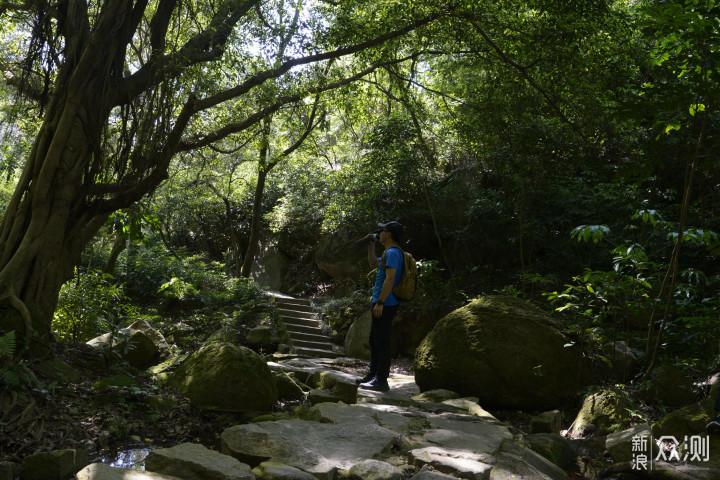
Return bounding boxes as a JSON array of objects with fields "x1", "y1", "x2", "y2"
[{"x1": 53, "y1": 269, "x2": 140, "y2": 342}]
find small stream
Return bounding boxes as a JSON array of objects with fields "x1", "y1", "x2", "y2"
[{"x1": 98, "y1": 448, "x2": 153, "y2": 470}]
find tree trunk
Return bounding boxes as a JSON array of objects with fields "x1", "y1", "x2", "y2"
[
  {"x1": 103, "y1": 232, "x2": 128, "y2": 276},
  {"x1": 0, "y1": 17, "x2": 118, "y2": 356},
  {"x1": 0, "y1": 102, "x2": 110, "y2": 356},
  {"x1": 241, "y1": 120, "x2": 272, "y2": 278}
]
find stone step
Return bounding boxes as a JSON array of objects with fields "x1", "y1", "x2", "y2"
[
  {"x1": 279, "y1": 316, "x2": 322, "y2": 328},
  {"x1": 271, "y1": 294, "x2": 338, "y2": 358},
  {"x1": 293, "y1": 346, "x2": 337, "y2": 357},
  {"x1": 278, "y1": 307, "x2": 317, "y2": 318},
  {"x1": 288, "y1": 331, "x2": 332, "y2": 343},
  {"x1": 291, "y1": 338, "x2": 335, "y2": 351},
  {"x1": 284, "y1": 324, "x2": 325, "y2": 335},
  {"x1": 275, "y1": 299, "x2": 314, "y2": 313}
]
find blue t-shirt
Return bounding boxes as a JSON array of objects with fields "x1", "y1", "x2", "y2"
[{"x1": 372, "y1": 247, "x2": 403, "y2": 306}]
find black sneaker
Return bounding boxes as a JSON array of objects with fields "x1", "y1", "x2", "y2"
[
  {"x1": 355, "y1": 373, "x2": 375, "y2": 385},
  {"x1": 359, "y1": 377, "x2": 390, "y2": 392},
  {"x1": 706, "y1": 416, "x2": 720, "y2": 434}
]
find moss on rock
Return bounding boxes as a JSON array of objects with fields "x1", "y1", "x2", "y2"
[
  {"x1": 168, "y1": 342, "x2": 277, "y2": 412},
  {"x1": 414, "y1": 296, "x2": 591, "y2": 410}
]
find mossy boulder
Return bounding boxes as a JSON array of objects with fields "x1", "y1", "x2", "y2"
[
  {"x1": 414, "y1": 296, "x2": 591, "y2": 410},
  {"x1": 345, "y1": 309, "x2": 371, "y2": 360},
  {"x1": 652, "y1": 388, "x2": 717, "y2": 438},
  {"x1": 639, "y1": 365, "x2": 698, "y2": 408},
  {"x1": 167, "y1": 342, "x2": 277, "y2": 412},
  {"x1": 86, "y1": 319, "x2": 169, "y2": 368},
  {"x1": 569, "y1": 387, "x2": 638, "y2": 437},
  {"x1": 33, "y1": 357, "x2": 81, "y2": 383},
  {"x1": 274, "y1": 372, "x2": 305, "y2": 401},
  {"x1": 246, "y1": 325, "x2": 279, "y2": 349},
  {"x1": 525, "y1": 433, "x2": 575, "y2": 468},
  {"x1": 205, "y1": 326, "x2": 243, "y2": 345}
]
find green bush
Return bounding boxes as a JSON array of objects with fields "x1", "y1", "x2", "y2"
[{"x1": 53, "y1": 270, "x2": 139, "y2": 342}]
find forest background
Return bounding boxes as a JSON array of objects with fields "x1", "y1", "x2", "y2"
[{"x1": 0, "y1": 0, "x2": 719, "y2": 437}]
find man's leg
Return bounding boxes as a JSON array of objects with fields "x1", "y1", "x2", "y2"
[
  {"x1": 356, "y1": 306, "x2": 379, "y2": 384},
  {"x1": 360, "y1": 305, "x2": 398, "y2": 391}
]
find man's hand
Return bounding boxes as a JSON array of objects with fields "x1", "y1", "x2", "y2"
[{"x1": 373, "y1": 302, "x2": 384, "y2": 318}]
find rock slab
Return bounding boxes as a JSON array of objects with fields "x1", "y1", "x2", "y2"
[
  {"x1": 145, "y1": 443, "x2": 254, "y2": 480},
  {"x1": 76, "y1": 463, "x2": 182, "y2": 480},
  {"x1": 20, "y1": 449, "x2": 88, "y2": 480},
  {"x1": 221, "y1": 419, "x2": 398, "y2": 479}
]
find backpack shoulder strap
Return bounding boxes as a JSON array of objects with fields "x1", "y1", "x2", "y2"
[{"x1": 381, "y1": 246, "x2": 403, "y2": 270}]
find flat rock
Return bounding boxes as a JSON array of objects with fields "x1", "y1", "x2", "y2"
[
  {"x1": 253, "y1": 461, "x2": 317, "y2": 480},
  {"x1": 315, "y1": 402, "x2": 417, "y2": 433},
  {"x1": 145, "y1": 443, "x2": 254, "y2": 480},
  {"x1": 221, "y1": 419, "x2": 398, "y2": 480},
  {"x1": 409, "y1": 468, "x2": 460, "y2": 480},
  {"x1": 76, "y1": 463, "x2": 182, "y2": 480},
  {"x1": 349, "y1": 459, "x2": 403, "y2": 480},
  {"x1": 409, "y1": 447, "x2": 495, "y2": 480}
]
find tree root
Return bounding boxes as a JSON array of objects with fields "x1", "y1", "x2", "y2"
[{"x1": 0, "y1": 287, "x2": 34, "y2": 354}]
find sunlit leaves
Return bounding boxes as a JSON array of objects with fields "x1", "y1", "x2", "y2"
[{"x1": 571, "y1": 225, "x2": 611, "y2": 244}]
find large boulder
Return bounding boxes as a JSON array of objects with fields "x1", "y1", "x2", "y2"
[
  {"x1": 253, "y1": 245, "x2": 291, "y2": 291},
  {"x1": 87, "y1": 319, "x2": 169, "y2": 368},
  {"x1": 344, "y1": 310, "x2": 371, "y2": 359},
  {"x1": 246, "y1": 325, "x2": 279, "y2": 350},
  {"x1": 167, "y1": 342, "x2": 277, "y2": 412},
  {"x1": 414, "y1": 296, "x2": 591, "y2": 410},
  {"x1": 314, "y1": 231, "x2": 369, "y2": 281},
  {"x1": 639, "y1": 365, "x2": 698, "y2": 408}
]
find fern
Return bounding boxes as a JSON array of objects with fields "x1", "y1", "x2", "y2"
[
  {"x1": 0, "y1": 367, "x2": 20, "y2": 388},
  {"x1": 0, "y1": 330, "x2": 15, "y2": 357}
]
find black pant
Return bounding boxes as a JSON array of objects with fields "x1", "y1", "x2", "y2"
[{"x1": 368, "y1": 304, "x2": 399, "y2": 383}]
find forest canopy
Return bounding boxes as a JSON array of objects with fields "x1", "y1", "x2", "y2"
[{"x1": 0, "y1": 0, "x2": 717, "y2": 377}]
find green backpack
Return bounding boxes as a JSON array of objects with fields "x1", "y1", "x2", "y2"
[{"x1": 381, "y1": 246, "x2": 418, "y2": 302}]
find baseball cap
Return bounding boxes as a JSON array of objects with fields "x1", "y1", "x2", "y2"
[{"x1": 378, "y1": 221, "x2": 403, "y2": 237}]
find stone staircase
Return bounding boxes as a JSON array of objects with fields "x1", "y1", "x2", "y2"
[{"x1": 273, "y1": 296, "x2": 336, "y2": 357}]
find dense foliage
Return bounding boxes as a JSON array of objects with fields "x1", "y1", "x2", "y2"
[{"x1": 0, "y1": 0, "x2": 718, "y2": 384}]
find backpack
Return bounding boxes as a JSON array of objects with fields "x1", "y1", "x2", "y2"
[{"x1": 381, "y1": 246, "x2": 418, "y2": 301}]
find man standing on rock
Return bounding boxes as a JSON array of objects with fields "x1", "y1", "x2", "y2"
[{"x1": 355, "y1": 221, "x2": 404, "y2": 392}]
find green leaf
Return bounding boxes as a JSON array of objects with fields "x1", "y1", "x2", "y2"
[
  {"x1": 0, "y1": 331, "x2": 15, "y2": 357},
  {"x1": 689, "y1": 103, "x2": 705, "y2": 116}
]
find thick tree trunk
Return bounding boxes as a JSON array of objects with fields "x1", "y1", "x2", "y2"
[
  {"x1": 0, "y1": 29, "x2": 115, "y2": 355},
  {"x1": 0, "y1": 108, "x2": 109, "y2": 356}
]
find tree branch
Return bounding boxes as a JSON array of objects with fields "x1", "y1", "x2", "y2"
[
  {"x1": 179, "y1": 54, "x2": 420, "y2": 151},
  {"x1": 114, "y1": 0, "x2": 262, "y2": 105},
  {"x1": 460, "y1": 14, "x2": 587, "y2": 141},
  {"x1": 0, "y1": 0, "x2": 31, "y2": 14},
  {"x1": 191, "y1": 11, "x2": 442, "y2": 114}
]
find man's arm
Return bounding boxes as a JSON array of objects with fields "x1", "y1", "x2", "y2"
[
  {"x1": 373, "y1": 267, "x2": 396, "y2": 317},
  {"x1": 368, "y1": 241, "x2": 379, "y2": 268}
]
